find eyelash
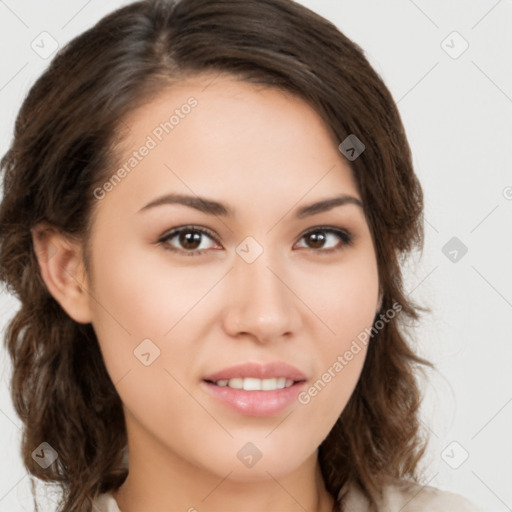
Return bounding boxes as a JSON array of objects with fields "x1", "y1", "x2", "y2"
[{"x1": 157, "y1": 225, "x2": 354, "y2": 257}]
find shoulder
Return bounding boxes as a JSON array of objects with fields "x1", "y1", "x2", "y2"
[
  {"x1": 338, "y1": 477, "x2": 484, "y2": 512},
  {"x1": 92, "y1": 492, "x2": 122, "y2": 512},
  {"x1": 379, "y1": 478, "x2": 484, "y2": 512}
]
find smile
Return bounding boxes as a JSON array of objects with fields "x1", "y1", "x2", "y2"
[{"x1": 209, "y1": 377, "x2": 296, "y2": 390}]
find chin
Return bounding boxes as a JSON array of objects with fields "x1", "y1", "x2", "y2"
[{"x1": 223, "y1": 463, "x2": 298, "y2": 483}]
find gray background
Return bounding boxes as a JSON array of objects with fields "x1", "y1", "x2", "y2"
[{"x1": 1, "y1": 0, "x2": 511, "y2": 510}]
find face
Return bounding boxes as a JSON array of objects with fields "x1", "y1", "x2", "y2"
[{"x1": 84, "y1": 74, "x2": 380, "y2": 482}]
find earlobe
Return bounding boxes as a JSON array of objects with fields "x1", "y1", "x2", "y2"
[{"x1": 31, "y1": 222, "x2": 92, "y2": 324}]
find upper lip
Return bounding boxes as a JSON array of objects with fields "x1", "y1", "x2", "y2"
[{"x1": 203, "y1": 362, "x2": 307, "y2": 382}]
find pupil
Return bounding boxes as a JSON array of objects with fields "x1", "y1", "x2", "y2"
[
  {"x1": 308, "y1": 232, "x2": 325, "y2": 249},
  {"x1": 181, "y1": 231, "x2": 201, "y2": 249}
]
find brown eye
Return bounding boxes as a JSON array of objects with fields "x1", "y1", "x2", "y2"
[
  {"x1": 176, "y1": 231, "x2": 202, "y2": 250},
  {"x1": 158, "y1": 226, "x2": 220, "y2": 256},
  {"x1": 304, "y1": 231, "x2": 327, "y2": 249},
  {"x1": 296, "y1": 227, "x2": 353, "y2": 253}
]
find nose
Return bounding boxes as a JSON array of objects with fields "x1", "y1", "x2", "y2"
[{"x1": 222, "y1": 249, "x2": 301, "y2": 344}]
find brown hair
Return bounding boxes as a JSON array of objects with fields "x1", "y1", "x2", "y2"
[{"x1": 0, "y1": 0, "x2": 433, "y2": 510}]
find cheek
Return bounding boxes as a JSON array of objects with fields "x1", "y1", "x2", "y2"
[
  {"x1": 87, "y1": 235, "x2": 192, "y2": 376},
  {"x1": 301, "y1": 247, "x2": 379, "y2": 342},
  {"x1": 87, "y1": 243, "x2": 210, "y2": 435},
  {"x1": 296, "y1": 320, "x2": 370, "y2": 446},
  {"x1": 92, "y1": 237, "x2": 225, "y2": 329},
  {"x1": 296, "y1": 249, "x2": 378, "y2": 421}
]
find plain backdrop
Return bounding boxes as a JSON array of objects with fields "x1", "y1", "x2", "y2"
[{"x1": 1, "y1": 1, "x2": 511, "y2": 511}]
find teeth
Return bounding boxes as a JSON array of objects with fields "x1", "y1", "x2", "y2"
[
  {"x1": 243, "y1": 377, "x2": 262, "y2": 390},
  {"x1": 214, "y1": 377, "x2": 295, "y2": 390}
]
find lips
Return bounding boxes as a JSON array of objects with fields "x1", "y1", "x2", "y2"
[
  {"x1": 203, "y1": 361, "x2": 307, "y2": 383},
  {"x1": 202, "y1": 361, "x2": 308, "y2": 416}
]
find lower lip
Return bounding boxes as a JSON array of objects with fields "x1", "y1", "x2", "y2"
[{"x1": 201, "y1": 380, "x2": 306, "y2": 417}]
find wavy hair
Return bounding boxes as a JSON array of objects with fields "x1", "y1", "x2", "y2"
[{"x1": 0, "y1": 0, "x2": 433, "y2": 510}]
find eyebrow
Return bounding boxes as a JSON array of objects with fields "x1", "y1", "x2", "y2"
[{"x1": 138, "y1": 193, "x2": 363, "y2": 218}]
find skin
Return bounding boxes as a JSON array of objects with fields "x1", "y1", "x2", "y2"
[{"x1": 33, "y1": 74, "x2": 381, "y2": 512}]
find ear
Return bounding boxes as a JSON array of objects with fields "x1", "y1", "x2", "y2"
[{"x1": 31, "y1": 222, "x2": 92, "y2": 324}]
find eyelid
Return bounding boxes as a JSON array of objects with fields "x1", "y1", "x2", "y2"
[
  {"x1": 161, "y1": 225, "x2": 219, "y2": 242},
  {"x1": 157, "y1": 224, "x2": 354, "y2": 256}
]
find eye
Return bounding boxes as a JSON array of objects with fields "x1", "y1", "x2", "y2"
[
  {"x1": 158, "y1": 226, "x2": 220, "y2": 257},
  {"x1": 157, "y1": 225, "x2": 354, "y2": 257},
  {"x1": 295, "y1": 226, "x2": 354, "y2": 254}
]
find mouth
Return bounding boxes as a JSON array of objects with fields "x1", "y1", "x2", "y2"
[{"x1": 201, "y1": 361, "x2": 308, "y2": 416}]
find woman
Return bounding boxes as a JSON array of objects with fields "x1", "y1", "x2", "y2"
[{"x1": 0, "y1": 0, "x2": 484, "y2": 511}]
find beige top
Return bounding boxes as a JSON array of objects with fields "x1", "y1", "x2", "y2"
[{"x1": 92, "y1": 478, "x2": 484, "y2": 511}]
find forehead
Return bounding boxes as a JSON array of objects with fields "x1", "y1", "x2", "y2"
[
  {"x1": 121, "y1": 72, "x2": 340, "y2": 149},
  {"x1": 98, "y1": 73, "x2": 361, "y2": 217}
]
